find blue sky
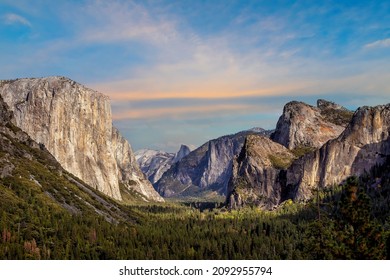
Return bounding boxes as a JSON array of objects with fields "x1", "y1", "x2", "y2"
[{"x1": 1, "y1": 0, "x2": 389, "y2": 152}]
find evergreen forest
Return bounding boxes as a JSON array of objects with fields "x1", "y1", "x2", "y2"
[{"x1": 1, "y1": 130, "x2": 389, "y2": 259}]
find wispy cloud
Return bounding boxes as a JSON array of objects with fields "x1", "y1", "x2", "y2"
[
  {"x1": 2, "y1": 13, "x2": 31, "y2": 27},
  {"x1": 1, "y1": 0, "x2": 389, "y2": 151},
  {"x1": 96, "y1": 73, "x2": 314, "y2": 101},
  {"x1": 75, "y1": 0, "x2": 178, "y2": 45},
  {"x1": 364, "y1": 38, "x2": 390, "y2": 49},
  {"x1": 69, "y1": 1, "x2": 310, "y2": 97},
  {"x1": 112, "y1": 103, "x2": 257, "y2": 120}
]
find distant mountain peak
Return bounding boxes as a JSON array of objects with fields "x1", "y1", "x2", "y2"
[
  {"x1": 173, "y1": 144, "x2": 192, "y2": 163},
  {"x1": 155, "y1": 128, "x2": 270, "y2": 199}
]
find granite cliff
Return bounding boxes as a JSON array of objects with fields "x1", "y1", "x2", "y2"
[
  {"x1": 271, "y1": 99, "x2": 353, "y2": 150},
  {"x1": 227, "y1": 100, "x2": 390, "y2": 209},
  {"x1": 135, "y1": 144, "x2": 192, "y2": 185},
  {"x1": 0, "y1": 77, "x2": 163, "y2": 202},
  {"x1": 111, "y1": 127, "x2": 163, "y2": 201},
  {"x1": 226, "y1": 135, "x2": 294, "y2": 209},
  {"x1": 285, "y1": 103, "x2": 390, "y2": 201},
  {"x1": 155, "y1": 128, "x2": 272, "y2": 199},
  {"x1": 0, "y1": 92, "x2": 143, "y2": 226}
]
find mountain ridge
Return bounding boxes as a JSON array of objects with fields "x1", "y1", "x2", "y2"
[
  {"x1": 0, "y1": 92, "x2": 138, "y2": 222},
  {"x1": 285, "y1": 103, "x2": 390, "y2": 201},
  {"x1": 155, "y1": 128, "x2": 273, "y2": 199},
  {"x1": 0, "y1": 76, "x2": 163, "y2": 202},
  {"x1": 135, "y1": 144, "x2": 192, "y2": 185},
  {"x1": 227, "y1": 100, "x2": 390, "y2": 209}
]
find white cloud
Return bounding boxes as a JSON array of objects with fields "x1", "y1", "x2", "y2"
[
  {"x1": 364, "y1": 38, "x2": 390, "y2": 49},
  {"x1": 3, "y1": 13, "x2": 31, "y2": 27},
  {"x1": 76, "y1": 0, "x2": 178, "y2": 45}
]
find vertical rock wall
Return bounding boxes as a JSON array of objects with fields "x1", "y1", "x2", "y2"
[{"x1": 0, "y1": 77, "x2": 163, "y2": 202}]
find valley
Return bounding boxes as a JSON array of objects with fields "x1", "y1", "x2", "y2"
[{"x1": 0, "y1": 77, "x2": 389, "y2": 260}]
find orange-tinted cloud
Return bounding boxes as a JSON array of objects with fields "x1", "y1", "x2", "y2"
[
  {"x1": 112, "y1": 103, "x2": 256, "y2": 120},
  {"x1": 94, "y1": 74, "x2": 316, "y2": 101}
]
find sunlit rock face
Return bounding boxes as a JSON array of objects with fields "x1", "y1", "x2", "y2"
[
  {"x1": 226, "y1": 100, "x2": 390, "y2": 209},
  {"x1": 271, "y1": 99, "x2": 353, "y2": 150},
  {"x1": 286, "y1": 104, "x2": 390, "y2": 201},
  {"x1": 0, "y1": 77, "x2": 163, "y2": 202}
]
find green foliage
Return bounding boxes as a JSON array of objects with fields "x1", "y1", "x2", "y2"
[
  {"x1": 291, "y1": 145, "x2": 316, "y2": 158},
  {"x1": 1, "y1": 121, "x2": 389, "y2": 260},
  {"x1": 119, "y1": 183, "x2": 149, "y2": 204},
  {"x1": 0, "y1": 128, "x2": 307, "y2": 259},
  {"x1": 268, "y1": 154, "x2": 292, "y2": 169},
  {"x1": 0, "y1": 183, "x2": 309, "y2": 259},
  {"x1": 321, "y1": 108, "x2": 354, "y2": 126},
  {"x1": 304, "y1": 176, "x2": 388, "y2": 259},
  {"x1": 1, "y1": 166, "x2": 388, "y2": 260}
]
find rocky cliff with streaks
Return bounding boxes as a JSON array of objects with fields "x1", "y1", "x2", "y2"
[
  {"x1": 135, "y1": 144, "x2": 192, "y2": 185},
  {"x1": 271, "y1": 99, "x2": 353, "y2": 150},
  {"x1": 0, "y1": 77, "x2": 163, "y2": 202},
  {"x1": 285, "y1": 103, "x2": 390, "y2": 201},
  {"x1": 155, "y1": 133, "x2": 244, "y2": 199},
  {"x1": 111, "y1": 127, "x2": 163, "y2": 201},
  {"x1": 226, "y1": 135, "x2": 294, "y2": 209},
  {"x1": 155, "y1": 128, "x2": 272, "y2": 199},
  {"x1": 227, "y1": 100, "x2": 390, "y2": 209}
]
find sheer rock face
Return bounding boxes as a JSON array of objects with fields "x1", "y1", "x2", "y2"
[
  {"x1": 155, "y1": 131, "x2": 263, "y2": 198},
  {"x1": 155, "y1": 135, "x2": 241, "y2": 198},
  {"x1": 173, "y1": 144, "x2": 191, "y2": 163},
  {"x1": 0, "y1": 77, "x2": 163, "y2": 202},
  {"x1": 285, "y1": 104, "x2": 390, "y2": 201},
  {"x1": 271, "y1": 99, "x2": 353, "y2": 150},
  {"x1": 0, "y1": 93, "x2": 55, "y2": 180},
  {"x1": 156, "y1": 129, "x2": 272, "y2": 198},
  {"x1": 226, "y1": 101, "x2": 390, "y2": 209},
  {"x1": 112, "y1": 127, "x2": 163, "y2": 202},
  {"x1": 0, "y1": 89, "x2": 13, "y2": 125},
  {"x1": 226, "y1": 135, "x2": 294, "y2": 209}
]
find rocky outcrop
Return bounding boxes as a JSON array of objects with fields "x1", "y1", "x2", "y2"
[
  {"x1": 226, "y1": 101, "x2": 390, "y2": 209},
  {"x1": 271, "y1": 99, "x2": 353, "y2": 150},
  {"x1": 135, "y1": 149, "x2": 173, "y2": 185},
  {"x1": 135, "y1": 144, "x2": 192, "y2": 185},
  {"x1": 112, "y1": 127, "x2": 163, "y2": 201},
  {"x1": 156, "y1": 129, "x2": 271, "y2": 198},
  {"x1": 226, "y1": 135, "x2": 294, "y2": 209},
  {"x1": 0, "y1": 88, "x2": 14, "y2": 125},
  {"x1": 285, "y1": 104, "x2": 390, "y2": 201},
  {"x1": 0, "y1": 94, "x2": 142, "y2": 223},
  {"x1": 0, "y1": 93, "x2": 58, "y2": 180},
  {"x1": 0, "y1": 77, "x2": 163, "y2": 202},
  {"x1": 225, "y1": 99, "x2": 352, "y2": 209}
]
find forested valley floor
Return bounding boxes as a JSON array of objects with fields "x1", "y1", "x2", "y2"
[{"x1": 1, "y1": 155, "x2": 390, "y2": 260}]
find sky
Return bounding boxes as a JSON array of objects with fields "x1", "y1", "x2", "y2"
[{"x1": 1, "y1": 0, "x2": 389, "y2": 152}]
